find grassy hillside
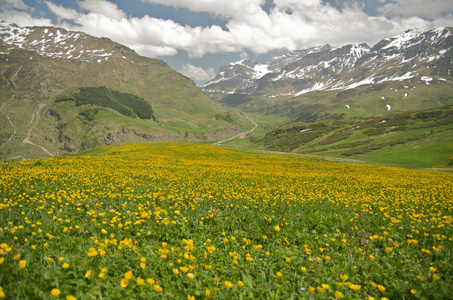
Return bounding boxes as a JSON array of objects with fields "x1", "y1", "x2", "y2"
[
  {"x1": 0, "y1": 97, "x2": 250, "y2": 161},
  {"x1": 214, "y1": 79, "x2": 453, "y2": 122},
  {"x1": 0, "y1": 27, "x2": 249, "y2": 160},
  {"x1": 1, "y1": 143, "x2": 452, "y2": 299},
  {"x1": 254, "y1": 105, "x2": 453, "y2": 169}
]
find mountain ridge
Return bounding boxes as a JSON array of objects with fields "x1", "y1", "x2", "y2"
[
  {"x1": 255, "y1": 104, "x2": 453, "y2": 169},
  {"x1": 202, "y1": 27, "x2": 453, "y2": 97},
  {"x1": 0, "y1": 21, "x2": 248, "y2": 161}
]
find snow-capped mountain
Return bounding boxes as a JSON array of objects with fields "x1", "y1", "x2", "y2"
[
  {"x1": 0, "y1": 21, "x2": 240, "y2": 160},
  {"x1": 202, "y1": 27, "x2": 453, "y2": 97},
  {"x1": 0, "y1": 21, "x2": 133, "y2": 63}
]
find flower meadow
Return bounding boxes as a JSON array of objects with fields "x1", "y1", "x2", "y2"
[{"x1": 0, "y1": 143, "x2": 452, "y2": 299}]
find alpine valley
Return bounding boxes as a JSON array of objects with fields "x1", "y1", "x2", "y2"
[
  {"x1": 0, "y1": 21, "x2": 249, "y2": 161},
  {"x1": 1, "y1": 21, "x2": 452, "y2": 168},
  {"x1": 202, "y1": 27, "x2": 453, "y2": 169},
  {"x1": 203, "y1": 27, "x2": 453, "y2": 102}
]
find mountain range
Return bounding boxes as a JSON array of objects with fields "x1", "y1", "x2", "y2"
[
  {"x1": 201, "y1": 27, "x2": 453, "y2": 169},
  {"x1": 0, "y1": 21, "x2": 246, "y2": 160},
  {"x1": 203, "y1": 27, "x2": 453, "y2": 98},
  {"x1": 1, "y1": 21, "x2": 452, "y2": 167}
]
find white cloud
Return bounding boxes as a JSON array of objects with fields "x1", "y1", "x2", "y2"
[
  {"x1": 1, "y1": 0, "x2": 30, "y2": 11},
  {"x1": 273, "y1": 0, "x2": 324, "y2": 10},
  {"x1": 0, "y1": 10, "x2": 52, "y2": 27},
  {"x1": 239, "y1": 52, "x2": 249, "y2": 59},
  {"x1": 132, "y1": 44, "x2": 178, "y2": 57},
  {"x1": 179, "y1": 63, "x2": 216, "y2": 83},
  {"x1": 46, "y1": 2, "x2": 80, "y2": 21},
  {"x1": 141, "y1": 0, "x2": 265, "y2": 19},
  {"x1": 378, "y1": 0, "x2": 453, "y2": 19},
  {"x1": 432, "y1": 13, "x2": 453, "y2": 27},
  {"x1": 78, "y1": 0, "x2": 126, "y2": 21},
  {"x1": 1, "y1": 0, "x2": 452, "y2": 60},
  {"x1": 138, "y1": 0, "x2": 447, "y2": 56},
  {"x1": 0, "y1": 0, "x2": 52, "y2": 26}
]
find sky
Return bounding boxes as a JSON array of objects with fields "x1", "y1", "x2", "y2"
[{"x1": 1, "y1": 0, "x2": 452, "y2": 85}]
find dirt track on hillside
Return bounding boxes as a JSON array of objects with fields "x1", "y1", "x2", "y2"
[
  {"x1": 23, "y1": 103, "x2": 54, "y2": 157},
  {"x1": 213, "y1": 115, "x2": 257, "y2": 146}
]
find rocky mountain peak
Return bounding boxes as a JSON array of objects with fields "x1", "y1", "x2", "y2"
[
  {"x1": 203, "y1": 27, "x2": 452, "y2": 98},
  {"x1": 0, "y1": 21, "x2": 134, "y2": 63}
]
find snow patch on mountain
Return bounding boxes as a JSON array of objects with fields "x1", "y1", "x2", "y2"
[
  {"x1": 390, "y1": 72, "x2": 416, "y2": 81},
  {"x1": 231, "y1": 59, "x2": 247, "y2": 66},
  {"x1": 251, "y1": 64, "x2": 271, "y2": 79},
  {"x1": 0, "y1": 22, "x2": 31, "y2": 47},
  {"x1": 0, "y1": 21, "x2": 115, "y2": 62},
  {"x1": 295, "y1": 82, "x2": 325, "y2": 96},
  {"x1": 421, "y1": 76, "x2": 433, "y2": 84},
  {"x1": 350, "y1": 44, "x2": 370, "y2": 57},
  {"x1": 382, "y1": 29, "x2": 424, "y2": 50},
  {"x1": 202, "y1": 27, "x2": 452, "y2": 97}
]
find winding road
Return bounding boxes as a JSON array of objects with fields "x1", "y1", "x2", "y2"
[{"x1": 213, "y1": 114, "x2": 257, "y2": 146}]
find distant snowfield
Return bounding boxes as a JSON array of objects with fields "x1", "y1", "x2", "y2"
[{"x1": 251, "y1": 64, "x2": 271, "y2": 79}]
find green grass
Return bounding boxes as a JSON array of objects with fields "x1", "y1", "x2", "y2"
[
  {"x1": 254, "y1": 105, "x2": 453, "y2": 169},
  {"x1": 0, "y1": 143, "x2": 452, "y2": 299},
  {"x1": 360, "y1": 134, "x2": 453, "y2": 168},
  {"x1": 221, "y1": 80, "x2": 453, "y2": 123},
  {"x1": 0, "y1": 41, "x2": 250, "y2": 161}
]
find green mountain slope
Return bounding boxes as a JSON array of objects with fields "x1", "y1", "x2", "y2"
[
  {"x1": 254, "y1": 105, "x2": 453, "y2": 169},
  {"x1": 0, "y1": 22, "x2": 248, "y2": 161},
  {"x1": 215, "y1": 79, "x2": 453, "y2": 121},
  {"x1": 203, "y1": 27, "x2": 453, "y2": 137}
]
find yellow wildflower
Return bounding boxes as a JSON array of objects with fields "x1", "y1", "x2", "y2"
[
  {"x1": 137, "y1": 277, "x2": 145, "y2": 286},
  {"x1": 377, "y1": 285, "x2": 386, "y2": 292},
  {"x1": 18, "y1": 260, "x2": 26, "y2": 270},
  {"x1": 120, "y1": 279, "x2": 129, "y2": 288},
  {"x1": 125, "y1": 271, "x2": 133, "y2": 280}
]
